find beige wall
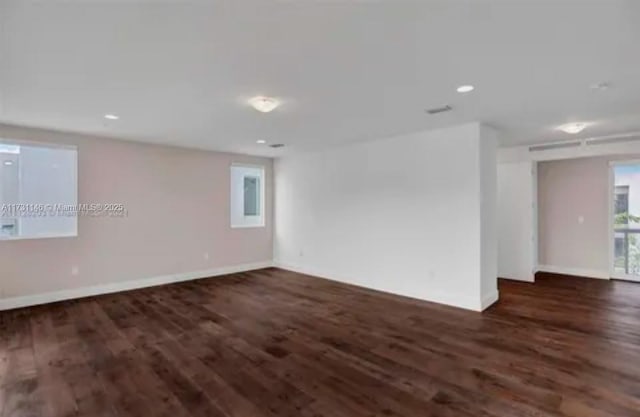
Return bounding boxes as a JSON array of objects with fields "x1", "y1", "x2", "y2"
[
  {"x1": 0, "y1": 124, "x2": 273, "y2": 299},
  {"x1": 537, "y1": 155, "x2": 637, "y2": 277}
]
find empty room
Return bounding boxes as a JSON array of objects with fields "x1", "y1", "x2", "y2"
[{"x1": 1, "y1": 1, "x2": 640, "y2": 416}]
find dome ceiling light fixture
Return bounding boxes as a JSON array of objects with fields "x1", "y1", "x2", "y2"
[
  {"x1": 248, "y1": 96, "x2": 280, "y2": 113},
  {"x1": 557, "y1": 122, "x2": 589, "y2": 134}
]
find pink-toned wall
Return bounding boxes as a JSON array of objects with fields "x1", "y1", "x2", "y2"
[
  {"x1": 538, "y1": 156, "x2": 609, "y2": 274},
  {"x1": 0, "y1": 124, "x2": 273, "y2": 299},
  {"x1": 537, "y1": 155, "x2": 640, "y2": 277}
]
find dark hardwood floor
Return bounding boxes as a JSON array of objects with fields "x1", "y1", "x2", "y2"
[{"x1": 2, "y1": 268, "x2": 640, "y2": 417}]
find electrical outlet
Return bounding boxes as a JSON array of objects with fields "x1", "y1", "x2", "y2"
[
  {"x1": 203, "y1": 252, "x2": 210, "y2": 260},
  {"x1": 71, "y1": 266, "x2": 79, "y2": 276},
  {"x1": 299, "y1": 250, "x2": 304, "y2": 257}
]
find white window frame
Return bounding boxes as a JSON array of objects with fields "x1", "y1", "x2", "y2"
[
  {"x1": 0, "y1": 138, "x2": 78, "y2": 241},
  {"x1": 609, "y1": 159, "x2": 640, "y2": 282},
  {"x1": 230, "y1": 164, "x2": 265, "y2": 228}
]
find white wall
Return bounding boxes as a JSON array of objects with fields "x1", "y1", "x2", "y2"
[
  {"x1": 275, "y1": 123, "x2": 498, "y2": 311},
  {"x1": 497, "y1": 161, "x2": 537, "y2": 282},
  {"x1": 480, "y1": 125, "x2": 498, "y2": 297}
]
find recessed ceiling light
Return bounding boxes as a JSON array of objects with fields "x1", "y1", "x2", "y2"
[
  {"x1": 256, "y1": 139, "x2": 267, "y2": 144},
  {"x1": 456, "y1": 85, "x2": 474, "y2": 93},
  {"x1": 3, "y1": 160, "x2": 13, "y2": 166},
  {"x1": 248, "y1": 96, "x2": 279, "y2": 113},
  {"x1": 590, "y1": 82, "x2": 611, "y2": 91},
  {"x1": 104, "y1": 114, "x2": 119, "y2": 120},
  {"x1": 557, "y1": 122, "x2": 589, "y2": 134}
]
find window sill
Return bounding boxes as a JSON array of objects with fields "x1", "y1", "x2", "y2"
[
  {"x1": 230, "y1": 224, "x2": 266, "y2": 229},
  {"x1": 0, "y1": 232, "x2": 78, "y2": 241}
]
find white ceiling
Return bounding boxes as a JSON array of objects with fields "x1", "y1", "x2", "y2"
[{"x1": 1, "y1": 0, "x2": 639, "y2": 156}]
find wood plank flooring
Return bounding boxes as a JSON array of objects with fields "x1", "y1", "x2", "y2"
[{"x1": 2, "y1": 268, "x2": 640, "y2": 417}]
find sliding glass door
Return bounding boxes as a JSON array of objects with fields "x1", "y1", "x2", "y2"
[{"x1": 612, "y1": 162, "x2": 640, "y2": 281}]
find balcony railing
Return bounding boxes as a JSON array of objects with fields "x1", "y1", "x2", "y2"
[{"x1": 614, "y1": 227, "x2": 640, "y2": 275}]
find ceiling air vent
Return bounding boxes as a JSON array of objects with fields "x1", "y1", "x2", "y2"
[
  {"x1": 269, "y1": 143, "x2": 285, "y2": 148},
  {"x1": 425, "y1": 105, "x2": 452, "y2": 115},
  {"x1": 585, "y1": 132, "x2": 640, "y2": 146},
  {"x1": 528, "y1": 141, "x2": 581, "y2": 152}
]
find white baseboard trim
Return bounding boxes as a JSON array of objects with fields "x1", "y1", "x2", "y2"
[
  {"x1": 497, "y1": 273, "x2": 535, "y2": 283},
  {"x1": 498, "y1": 277, "x2": 534, "y2": 283},
  {"x1": 481, "y1": 290, "x2": 500, "y2": 310},
  {"x1": 0, "y1": 261, "x2": 274, "y2": 311},
  {"x1": 536, "y1": 264, "x2": 610, "y2": 280},
  {"x1": 275, "y1": 261, "x2": 496, "y2": 312}
]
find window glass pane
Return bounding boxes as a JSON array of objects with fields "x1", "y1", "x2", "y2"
[
  {"x1": 0, "y1": 142, "x2": 78, "y2": 239},
  {"x1": 1, "y1": 150, "x2": 19, "y2": 237},
  {"x1": 614, "y1": 165, "x2": 640, "y2": 276},
  {"x1": 243, "y1": 176, "x2": 260, "y2": 216}
]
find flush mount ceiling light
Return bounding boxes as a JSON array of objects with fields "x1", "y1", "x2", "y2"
[
  {"x1": 4, "y1": 160, "x2": 13, "y2": 166},
  {"x1": 256, "y1": 139, "x2": 267, "y2": 144},
  {"x1": 456, "y1": 85, "x2": 474, "y2": 93},
  {"x1": 557, "y1": 122, "x2": 589, "y2": 134},
  {"x1": 104, "y1": 114, "x2": 119, "y2": 120},
  {"x1": 248, "y1": 96, "x2": 279, "y2": 113}
]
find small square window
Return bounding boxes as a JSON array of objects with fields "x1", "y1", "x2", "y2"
[{"x1": 231, "y1": 165, "x2": 265, "y2": 228}]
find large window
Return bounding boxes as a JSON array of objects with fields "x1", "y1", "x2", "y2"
[
  {"x1": 613, "y1": 164, "x2": 640, "y2": 280},
  {"x1": 230, "y1": 164, "x2": 265, "y2": 228},
  {"x1": 0, "y1": 141, "x2": 78, "y2": 240}
]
